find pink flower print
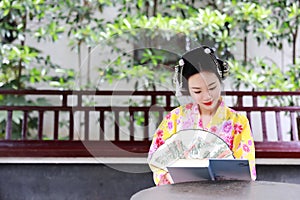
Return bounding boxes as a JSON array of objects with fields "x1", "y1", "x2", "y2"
[
  {"x1": 229, "y1": 108, "x2": 237, "y2": 113},
  {"x1": 219, "y1": 101, "x2": 225, "y2": 107},
  {"x1": 168, "y1": 122, "x2": 173, "y2": 130},
  {"x1": 248, "y1": 139, "x2": 253, "y2": 146},
  {"x1": 252, "y1": 168, "x2": 257, "y2": 177},
  {"x1": 157, "y1": 174, "x2": 171, "y2": 185},
  {"x1": 148, "y1": 145, "x2": 157, "y2": 155},
  {"x1": 166, "y1": 113, "x2": 171, "y2": 119},
  {"x1": 182, "y1": 118, "x2": 193, "y2": 129},
  {"x1": 198, "y1": 119, "x2": 203, "y2": 128},
  {"x1": 193, "y1": 105, "x2": 199, "y2": 113},
  {"x1": 185, "y1": 103, "x2": 193, "y2": 110},
  {"x1": 210, "y1": 126, "x2": 218, "y2": 133},
  {"x1": 155, "y1": 137, "x2": 164, "y2": 147},
  {"x1": 224, "y1": 135, "x2": 234, "y2": 149},
  {"x1": 243, "y1": 144, "x2": 250, "y2": 152},
  {"x1": 176, "y1": 119, "x2": 181, "y2": 125},
  {"x1": 156, "y1": 129, "x2": 163, "y2": 137},
  {"x1": 174, "y1": 108, "x2": 180, "y2": 115},
  {"x1": 233, "y1": 123, "x2": 243, "y2": 135},
  {"x1": 222, "y1": 121, "x2": 233, "y2": 133}
]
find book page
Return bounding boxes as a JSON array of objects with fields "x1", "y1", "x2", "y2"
[{"x1": 168, "y1": 159, "x2": 210, "y2": 168}]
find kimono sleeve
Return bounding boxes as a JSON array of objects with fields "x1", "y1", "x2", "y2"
[
  {"x1": 233, "y1": 116, "x2": 256, "y2": 180},
  {"x1": 147, "y1": 107, "x2": 181, "y2": 185}
]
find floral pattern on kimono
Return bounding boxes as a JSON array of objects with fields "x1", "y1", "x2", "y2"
[{"x1": 148, "y1": 100, "x2": 256, "y2": 185}]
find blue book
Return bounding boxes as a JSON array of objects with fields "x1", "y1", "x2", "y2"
[{"x1": 167, "y1": 158, "x2": 251, "y2": 183}]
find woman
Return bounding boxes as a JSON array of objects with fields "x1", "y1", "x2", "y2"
[{"x1": 148, "y1": 46, "x2": 256, "y2": 185}]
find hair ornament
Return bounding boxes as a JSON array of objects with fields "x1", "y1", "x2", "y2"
[
  {"x1": 178, "y1": 59, "x2": 184, "y2": 66},
  {"x1": 173, "y1": 59, "x2": 184, "y2": 96},
  {"x1": 204, "y1": 48, "x2": 211, "y2": 54}
]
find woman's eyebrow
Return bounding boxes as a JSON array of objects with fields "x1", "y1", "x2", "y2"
[
  {"x1": 208, "y1": 81, "x2": 217, "y2": 87},
  {"x1": 191, "y1": 82, "x2": 217, "y2": 90}
]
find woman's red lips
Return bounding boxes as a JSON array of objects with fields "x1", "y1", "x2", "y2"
[{"x1": 203, "y1": 101, "x2": 213, "y2": 106}]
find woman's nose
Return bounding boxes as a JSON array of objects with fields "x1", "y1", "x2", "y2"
[{"x1": 202, "y1": 90, "x2": 212, "y2": 100}]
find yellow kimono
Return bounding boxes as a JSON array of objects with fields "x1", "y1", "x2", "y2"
[{"x1": 148, "y1": 100, "x2": 256, "y2": 185}]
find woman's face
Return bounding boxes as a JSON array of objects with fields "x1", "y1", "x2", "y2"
[{"x1": 188, "y1": 71, "x2": 221, "y2": 114}]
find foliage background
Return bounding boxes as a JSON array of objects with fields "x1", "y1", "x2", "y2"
[
  {"x1": 1, "y1": 0, "x2": 299, "y2": 92},
  {"x1": 1, "y1": 0, "x2": 300, "y2": 138}
]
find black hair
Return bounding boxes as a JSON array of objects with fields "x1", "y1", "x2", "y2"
[{"x1": 179, "y1": 46, "x2": 228, "y2": 90}]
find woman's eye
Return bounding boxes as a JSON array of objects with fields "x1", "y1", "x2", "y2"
[
  {"x1": 194, "y1": 91, "x2": 201, "y2": 94},
  {"x1": 209, "y1": 86, "x2": 216, "y2": 90}
]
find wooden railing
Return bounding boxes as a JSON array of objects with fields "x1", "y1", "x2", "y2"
[
  {"x1": 224, "y1": 91, "x2": 300, "y2": 158},
  {"x1": 0, "y1": 90, "x2": 299, "y2": 158}
]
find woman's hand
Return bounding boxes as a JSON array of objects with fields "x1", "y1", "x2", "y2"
[
  {"x1": 158, "y1": 172, "x2": 174, "y2": 185},
  {"x1": 166, "y1": 172, "x2": 174, "y2": 184}
]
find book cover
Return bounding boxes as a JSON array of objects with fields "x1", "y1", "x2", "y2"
[
  {"x1": 209, "y1": 158, "x2": 251, "y2": 181},
  {"x1": 167, "y1": 158, "x2": 251, "y2": 183}
]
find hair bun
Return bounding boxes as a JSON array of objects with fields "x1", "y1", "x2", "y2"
[{"x1": 202, "y1": 45, "x2": 229, "y2": 80}]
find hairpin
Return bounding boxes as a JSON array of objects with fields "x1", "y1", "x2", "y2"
[{"x1": 173, "y1": 59, "x2": 184, "y2": 96}]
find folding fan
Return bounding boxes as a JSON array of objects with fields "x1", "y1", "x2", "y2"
[{"x1": 149, "y1": 129, "x2": 234, "y2": 170}]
